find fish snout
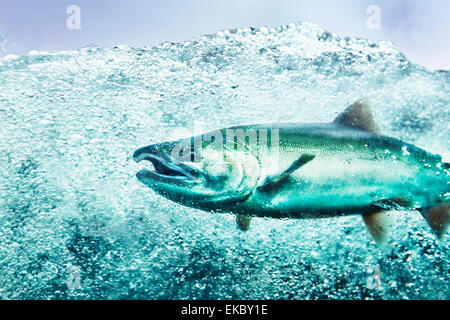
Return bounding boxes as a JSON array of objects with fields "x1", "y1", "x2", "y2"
[
  {"x1": 133, "y1": 142, "x2": 203, "y2": 185},
  {"x1": 133, "y1": 144, "x2": 163, "y2": 162}
]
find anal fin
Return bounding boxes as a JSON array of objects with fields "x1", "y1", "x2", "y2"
[
  {"x1": 362, "y1": 211, "x2": 390, "y2": 246},
  {"x1": 236, "y1": 215, "x2": 252, "y2": 231},
  {"x1": 421, "y1": 203, "x2": 450, "y2": 240}
]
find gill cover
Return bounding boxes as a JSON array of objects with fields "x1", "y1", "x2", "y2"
[{"x1": 195, "y1": 144, "x2": 261, "y2": 205}]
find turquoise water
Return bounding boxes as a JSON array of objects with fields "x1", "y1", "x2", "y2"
[{"x1": 0, "y1": 21, "x2": 448, "y2": 299}]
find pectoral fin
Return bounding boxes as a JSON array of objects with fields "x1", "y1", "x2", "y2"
[
  {"x1": 421, "y1": 203, "x2": 450, "y2": 240},
  {"x1": 258, "y1": 154, "x2": 315, "y2": 192},
  {"x1": 236, "y1": 215, "x2": 252, "y2": 231},
  {"x1": 362, "y1": 211, "x2": 390, "y2": 246}
]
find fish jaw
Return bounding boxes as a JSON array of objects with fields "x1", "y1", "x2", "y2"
[{"x1": 133, "y1": 144, "x2": 202, "y2": 187}]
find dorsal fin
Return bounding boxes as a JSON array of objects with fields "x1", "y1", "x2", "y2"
[{"x1": 334, "y1": 99, "x2": 380, "y2": 134}]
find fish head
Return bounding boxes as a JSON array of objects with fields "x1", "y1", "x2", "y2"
[{"x1": 133, "y1": 137, "x2": 260, "y2": 209}]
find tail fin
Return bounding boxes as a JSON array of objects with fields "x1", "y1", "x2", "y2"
[{"x1": 421, "y1": 203, "x2": 450, "y2": 240}]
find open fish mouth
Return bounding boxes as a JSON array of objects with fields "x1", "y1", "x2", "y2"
[{"x1": 133, "y1": 145, "x2": 202, "y2": 185}]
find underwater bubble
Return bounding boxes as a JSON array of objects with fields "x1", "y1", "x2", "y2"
[{"x1": 0, "y1": 21, "x2": 448, "y2": 299}]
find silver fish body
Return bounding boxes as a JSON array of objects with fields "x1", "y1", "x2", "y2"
[
  {"x1": 133, "y1": 101, "x2": 449, "y2": 242},
  {"x1": 135, "y1": 122, "x2": 448, "y2": 218}
]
